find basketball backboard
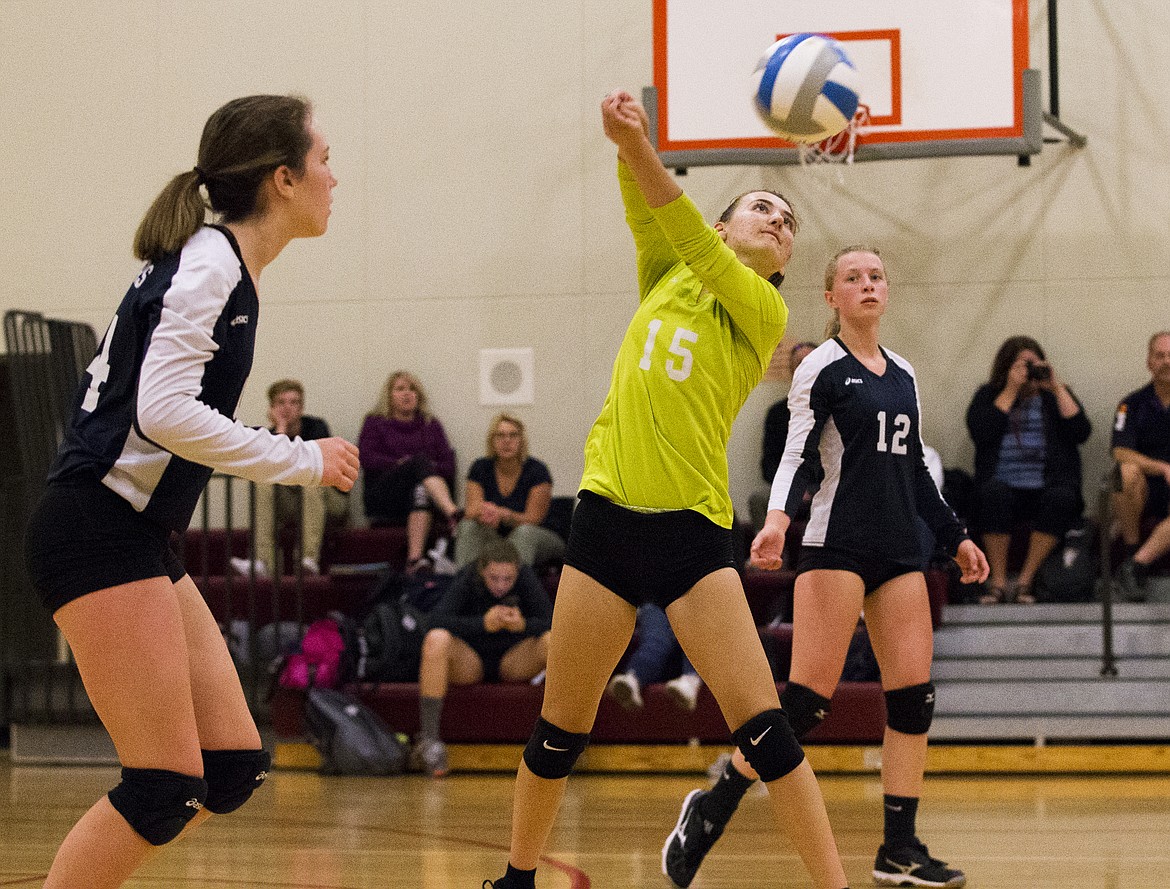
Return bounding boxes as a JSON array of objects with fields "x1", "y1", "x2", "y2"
[{"x1": 651, "y1": 0, "x2": 1044, "y2": 166}]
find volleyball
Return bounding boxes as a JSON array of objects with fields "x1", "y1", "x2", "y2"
[{"x1": 751, "y1": 33, "x2": 862, "y2": 143}]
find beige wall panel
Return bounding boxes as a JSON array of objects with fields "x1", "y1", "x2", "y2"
[{"x1": 3, "y1": 0, "x2": 1168, "y2": 532}]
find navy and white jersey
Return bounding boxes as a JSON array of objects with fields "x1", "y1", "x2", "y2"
[
  {"x1": 49, "y1": 225, "x2": 322, "y2": 533},
  {"x1": 768, "y1": 337, "x2": 966, "y2": 561}
]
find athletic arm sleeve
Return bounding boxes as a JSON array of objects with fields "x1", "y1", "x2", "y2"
[
  {"x1": 650, "y1": 192, "x2": 788, "y2": 363},
  {"x1": 617, "y1": 162, "x2": 682, "y2": 301},
  {"x1": 136, "y1": 250, "x2": 321, "y2": 487},
  {"x1": 768, "y1": 360, "x2": 824, "y2": 515},
  {"x1": 908, "y1": 369, "x2": 968, "y2": 556}
]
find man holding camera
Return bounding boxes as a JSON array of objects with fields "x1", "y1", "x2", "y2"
[
  {"x1": 1112, "y1": 331, "x2": 1170, "y2": 599},
  {"x1": 965, "y1": 336, "x2": 1092, "y2": 604}
]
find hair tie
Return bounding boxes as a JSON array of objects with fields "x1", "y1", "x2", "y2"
[{"x1": 193, "y1": 166, "x2": 207, "y2": 186}]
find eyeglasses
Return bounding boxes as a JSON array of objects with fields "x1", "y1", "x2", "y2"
[{"x1": 493, "y1": 430, "x2": 521, "y2": 439}]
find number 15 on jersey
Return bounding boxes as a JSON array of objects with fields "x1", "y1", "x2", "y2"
[{"x1": 638, "y1": 319, "x2": 698, "y2": 382}]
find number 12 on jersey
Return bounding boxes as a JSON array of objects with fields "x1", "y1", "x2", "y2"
[
  {"x1": 876, "y1": 410, "x2": 911, "y2": 455},
  {"x1": 638, "y1": 319, "x2": 698, "y2": 382}
]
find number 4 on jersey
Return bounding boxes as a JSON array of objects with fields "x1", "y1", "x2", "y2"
[{"x1": 81, "y1": 314, "x2": 118, "y2": 412}]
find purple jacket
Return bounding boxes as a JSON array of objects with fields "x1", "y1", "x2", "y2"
[{"x1": 358, "y1": 414, "x2": 456, "y2": 480}]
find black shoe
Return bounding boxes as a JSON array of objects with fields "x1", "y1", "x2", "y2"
[
  {"x1": 1116, "y1": 558, "x2": 1149, "y2": 602},
  {"x1": 662, "y1": 788, "x2": 725, "y2": 888},
  {"x1": 873, "y1": 839, "x2": 966, "y2": 887}
]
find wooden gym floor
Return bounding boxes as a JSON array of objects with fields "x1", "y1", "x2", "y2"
[{"x1": 2, "y1": 756, "x2": 1169, "y2": 888}]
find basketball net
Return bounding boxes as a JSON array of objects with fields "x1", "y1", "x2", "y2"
[{"x1": 797, "y1": 104, "x2": 870, "y2": 187}]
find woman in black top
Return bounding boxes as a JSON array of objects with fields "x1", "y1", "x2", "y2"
[
  {"x1": 454, "y1": 412, "x2": 566, "y2": 568},
  {"x1": 23, "y1": 95, "x2": 358, "y2": 888},
  {"x1": 966, "y1": 336, "x2": 1091, "y2": 603}
]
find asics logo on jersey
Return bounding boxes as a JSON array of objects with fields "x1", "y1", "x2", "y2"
[
  {"x1": 845, "y1": 377, "x2": 864, "y2": 386},
  {"x1": 133, "y1": 263, "x2": 154, "y2": 288},
  {"x1": 814, "y1": 707, "x2": 827, "y2": 720},
  {"x1": 255, "y1": 770, "x2": 268, "y2": 782},
  {"x1": 750, "y1": 726, "x2": 772, "y2": 746},
  {"x1": 543, "y1": 740, "x2": 568, "y2": 752},
  {"x1": 230, "y1": 314, "x2": 250, "y2": 327},
  {"x1": 185, "y1": 798, "x2": 204, "y2": 811}
]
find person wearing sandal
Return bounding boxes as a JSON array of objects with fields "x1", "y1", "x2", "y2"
[{"x1": 966, "y1": 336, "x2": 1091, "y2": 605}]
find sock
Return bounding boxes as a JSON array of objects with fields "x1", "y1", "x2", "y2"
[
  {"x1": 419, "y1": 696, "x2": 443, "y2": 740},
  {"x1": 493, "y1": 863, "x2": 536, "y2": 889},
  {"x1": 700, "y1": 759, "x2": 755, "y2": 824},
  {"x1": 883, "y1": 794, "x2": 919, "y2": 847}
]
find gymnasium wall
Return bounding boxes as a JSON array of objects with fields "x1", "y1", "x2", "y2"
[{"x1": 1, "y1": 1, "x2": 1166, "y2": 522}]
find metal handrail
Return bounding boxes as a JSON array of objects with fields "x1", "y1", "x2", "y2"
[{"x1": 1097, "y1": 463, "x2": 1121, "y2": 677}]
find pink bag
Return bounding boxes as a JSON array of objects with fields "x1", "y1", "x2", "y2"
[{"x1": 278, "y1": 619, "x2": 346, "y2": 690}]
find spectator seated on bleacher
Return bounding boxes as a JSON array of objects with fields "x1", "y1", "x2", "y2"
[
  {"x1": 411, "y1": 540, "x2": 552, "y2": 777},
  {"x1": 966, "y1": 335, "x2": 1091, "y2": 604},
  {"x1": 606, "y1": 603, "x2": 703, "y2": 713},
  {"x1": 230, "y1": 379, "x2": 350, "y2": 578},
  {"x1": 453, "y1": 413, "x2": 566, "y2": 570},
  {"x1": 1112, "y1": 330, "x2": 1170, "y2": 600},
  {"x1": 358, "y1": 370, "x2": 461, "y2": 574}
]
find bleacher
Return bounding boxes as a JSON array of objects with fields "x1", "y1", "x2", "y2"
[{"x1": 183, "y1": 518, "x2": 901, "y2": 750}]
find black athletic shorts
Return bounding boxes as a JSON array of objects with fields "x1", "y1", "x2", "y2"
[
  {"x1": 563, "y1": 490, "x2": 738, "y2": 609},
  {"x1": 796, "y1": 545, "x2": 924, "y2": 596},
  {"x1": 465, "y1": 631, "x2": 531, "y2": 683},
  {"x1": 25, "y1": 477, "x2": 187, "y2": 614}
]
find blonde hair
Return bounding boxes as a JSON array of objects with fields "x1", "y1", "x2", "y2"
[
  {"x1": 485, "y1": 413, "x2": 529, "y2": 462},
  {"x1": 371, "y1": 370, "x2": 431, "y2": 421},
  {"x1": 823, "y1": 244, "x2": 885, "y2": 339}
]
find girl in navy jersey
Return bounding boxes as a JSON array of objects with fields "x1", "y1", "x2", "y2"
[
  {"x1": 24, "y1": 95, "x2": 359, "y2": 889},
  {"x1": 664, "y1": 247, "x2": 989, "y2": 889}
]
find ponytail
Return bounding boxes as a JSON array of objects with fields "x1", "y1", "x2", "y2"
[
  {"x1": 132, "y1": 169, "x2": 208, "y2": 262},
  {"x1": 823, "y1": 310, "x2": 841, "y2": 340},
  {"x1": 131, "y1": 94, "x2": 313, "y2": 262}
]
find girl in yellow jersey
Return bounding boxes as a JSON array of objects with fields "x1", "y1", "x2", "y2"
[{"x1": 483, "y1": 91, "x2": 849, "y2": 889}]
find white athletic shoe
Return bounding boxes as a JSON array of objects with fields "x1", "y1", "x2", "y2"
[
  {"x1": 606, "y1": 672, "x2": 643, "y2": 710},
  {"x1": 230, "y1": 556, "x2": 270, "y2": 579},
  {"x1": 665, "y1": 673, "x2": 702, "y2": 712}
]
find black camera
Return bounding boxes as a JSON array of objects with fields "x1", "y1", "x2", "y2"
[{"x1": 1026, "y1": 362, "x2": 1051, "y2": 382}]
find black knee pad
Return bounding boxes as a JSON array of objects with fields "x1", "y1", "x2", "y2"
[
  {"x1": 732, "y1": 708, "x2": 805, "y2": 783},
  {"x1": 885, "y1": 681, "x2": 936, "y2": 735},
  {"x1": 107, "y1": 767, "x2": 208, "y2": 846},
  {"x1": 202, "y1": 748, "x2": 271, "y2": 814},
  {"x1": 522, "y1": 717, "x2": 589, "y2": 779},
  {"x1": 779, "y1": 682, "x2": 833, "y2": 739}
]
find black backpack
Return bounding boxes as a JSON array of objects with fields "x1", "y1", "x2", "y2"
[
  {"x1": 1035, "y1": 524, "x2": 1098, "y2": 603},
  {"x1": 304, "y1": 687, "x2": 406, "y2": 775},
  {"x1": 357, "y1": 594, "x2": 431, "y2": 682}
]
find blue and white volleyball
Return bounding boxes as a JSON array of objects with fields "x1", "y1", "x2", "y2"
[{"x1": 751, "y1": 33, "x2": 862, "y2": 143}]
